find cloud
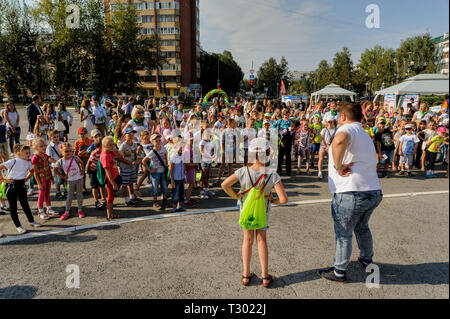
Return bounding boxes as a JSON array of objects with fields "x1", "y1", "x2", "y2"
[
  {"x1": 200, "y1": 0, "x2": 333, "y2": 75},
  {"x1": 200, "y1": 0, "x2": 448, "y2": 76}
]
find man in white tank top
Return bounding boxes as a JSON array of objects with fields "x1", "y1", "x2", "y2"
[{"x1": 318, "y1": 103, "x2": 383, "y2": 283}]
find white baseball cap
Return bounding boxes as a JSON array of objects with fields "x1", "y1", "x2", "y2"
[{"x1": 249, "y1": 137, "x2": 270, "y2": 152}]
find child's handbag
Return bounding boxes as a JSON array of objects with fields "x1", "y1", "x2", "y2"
[{"x1": 238, "y1": 167, "x2": 273, "y2": 231}]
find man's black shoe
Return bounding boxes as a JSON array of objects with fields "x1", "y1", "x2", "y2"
[
  {"x1": 357, "y1": 258, "x2": 373, "y2": 269},
  {"x1": 317, "y1": 267, "x2": 347, "y2": 283},
  {"x1": 125, "y1": 200, "x2": 136, "y2": 206}
]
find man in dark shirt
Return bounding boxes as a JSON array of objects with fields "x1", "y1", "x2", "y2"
[
  {"x1": 374, "y1": 118, "x2": 395, "y2": 178},
  {"x1": 27, "y1": 95, "x2": 43, "y2": 132}
]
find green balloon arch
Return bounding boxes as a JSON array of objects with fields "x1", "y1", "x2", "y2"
[{"x1": 202, "y1": 89, "x2": 230, "y2": 106}]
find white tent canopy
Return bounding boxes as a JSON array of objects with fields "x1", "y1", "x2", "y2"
[
  {"x1": 310, "y1": 83, "x2": 357, "y2": 104},
  {"x1": 375, "y1": 74, "x2": 449, "y2": 96},
  {"x1": 374, "y1": 74, "x2": 449, "y2": 110}
]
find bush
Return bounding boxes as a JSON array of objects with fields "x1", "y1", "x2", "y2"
[{"x1": 420, "y1": 95, "x2": 445, "y2": 106}]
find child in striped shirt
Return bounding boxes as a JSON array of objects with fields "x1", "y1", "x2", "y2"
[{"x1": 85, "y1": 129, "x2": 107, "y2": 209}]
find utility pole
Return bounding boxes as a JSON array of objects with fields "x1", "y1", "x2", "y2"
[
  {"x1": 217, "y1": 59, "x2": 220, "y2": 89},
  {"x1": 250, "y1": 61, "x2": 253, "y2": 98}
]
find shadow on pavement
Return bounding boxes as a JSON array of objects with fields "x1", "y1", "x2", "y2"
[
  {"x1": 2, "y1": 228, "x2": 100, "y2": 246},
  {"x1": 363, "y1": 261, "x2": 449, "y2": 285},
  {"x1": 275, "y1": 261, "x2": 448, "y2": 287},
  {"x1": 0, "y1": 285, "x2": 38, "y2": 299},
  {"x1": 274, "y1": 269, "x2": 321, "y2": 288}
]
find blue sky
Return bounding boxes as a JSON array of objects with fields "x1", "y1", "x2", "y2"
[{"x1": 200, "y1": 0, "x2": 449, "y2": 75}]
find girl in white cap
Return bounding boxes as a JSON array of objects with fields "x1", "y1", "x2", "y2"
[{"x1": 221, "y1": 137, "x2": 288, "y2": 288}]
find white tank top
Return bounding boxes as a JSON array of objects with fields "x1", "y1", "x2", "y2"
[{"x1": 328, "y1": 122, "x2": 381, "y2": 194}]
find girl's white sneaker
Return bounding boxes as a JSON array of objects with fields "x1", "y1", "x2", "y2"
[
  {"x1": 47, "y1": 209, "x2": 59, "y2": 217},
  {"x1": 39, "y1": 213, "x2": 50, "y2": 220},
  {"x1": 16, "y1": 227, "x2": 27, "y2": 234},
  {"x1": 29, "y1": 222, "x2": 42, "y2": 227}
]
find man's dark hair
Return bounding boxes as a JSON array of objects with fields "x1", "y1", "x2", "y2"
[
  {"x1": 32, "y1": 94, "x2": 40, "y2": 102},
  {"x1": 338, "y1": 103, "x2": 363, "y2": 122}
]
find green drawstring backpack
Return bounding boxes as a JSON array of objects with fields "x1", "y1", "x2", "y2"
[{"x1": 239, "y1": 167, "x2": 273, "y2": 230}]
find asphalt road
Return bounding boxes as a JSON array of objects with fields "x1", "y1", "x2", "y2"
[{"x1": 0, "y1": 107, "x2": 448, "y2": 299}]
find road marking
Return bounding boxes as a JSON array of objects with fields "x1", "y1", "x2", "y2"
[{"x1": 0, "y1": 190, "x2": 448, "y2": 244}]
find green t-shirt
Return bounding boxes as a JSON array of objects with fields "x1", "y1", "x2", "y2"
[
  {"x1": 254, "y1": 120, "x2": 263, "y2": 130},
  {"x1": 310, "y1": 123, "x2": 324, "y2": 143},
  {"x1": 427, "y1": 136, "x2": 445, "y2": 153}
]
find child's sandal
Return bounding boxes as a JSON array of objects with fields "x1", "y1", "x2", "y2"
[
  {"x1": 262, "y1": 274, "x2": 274, "y2": 288},
  {"x1": 241, "y1": 273, "x2": 254, "y2": 286}
]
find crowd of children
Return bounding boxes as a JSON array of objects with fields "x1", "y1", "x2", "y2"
[{"x1": 0, "y1": 96, "x2": 448, "y2": 237}]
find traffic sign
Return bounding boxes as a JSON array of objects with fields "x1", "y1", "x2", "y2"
[
  {"x1": 186, "y1": 88, "x2": 191, "y2": 93},
  {"x1": 264, "y1": 87, "x2": 269, "y2": 92},
  {"x1": 249, "y1": 75, "x2": 255, "y2": 80},
  {"x1": 250, "y1": 69, "x2": 255, "y2": 75}
]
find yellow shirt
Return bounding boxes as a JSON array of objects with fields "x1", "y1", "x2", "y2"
[
  {"x1": 427, "y1": 136, "x2": 445, "y2": 153},
  {"x1": 364, "y1": 126, "x2": 374, "y2": 139},
  {"x1": 310, "y1": 123, "x2": 324, "y2": 143}
]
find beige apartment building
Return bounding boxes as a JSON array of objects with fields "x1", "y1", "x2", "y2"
[{"x1": 106, "y1": 0, "x2": 201, "y2": 97}]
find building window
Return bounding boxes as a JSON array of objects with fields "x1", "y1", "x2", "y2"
[
  {"x1": 138, "y1": 15, "x2": 154, "y2": 23},
  {"x1": 157, "y1": 27, "x2": 179, "y2": 35},
  {"x1": 141, "y1": 28, "x2": 155, "y2": 35},
  {"x1": 160, "y1": 51, "x2": 179, "y2": 58},
  {"x1": 161, "y1": 64, "x2": 181, "y2": 71},
  {"x1": 159, "y1": 39, "x2": 179, "y2": 47},
  {"x1": 174, "y1": 89, "x2": 180, "y2": 96},
  {"x1": 149, "y1": 89, "x2": 155, "y2": 96},
  {"x1": 156, "y1": 1, "x2": 179, "y2": 10},
  {"x1": 157, "y1": 15, "x2": 179, "y2": 22}
]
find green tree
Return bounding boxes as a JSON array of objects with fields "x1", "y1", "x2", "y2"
[
  {"x1": 0, "y1": 0, "x2": 49, "y2": 99},
  {"x1": 199, "y1": 50, "x2": 244, "y2": 95},
  {"x1": 257, "y1": 57, "x2": 289, "y2": 98},
  {"x1": 357, "y1": 45, "x2": 396, "y2": 95},
  {"x1": 107, "y1": 2, "x2": 159, "y2": 94},
  {"x1": 396, "y1": 34, "x2": 436, "y2": 79},
  {"x1": 33, "y1": 0, "x2": 97, "y2": 94},
  {"x1": 331, "y1": 47, "x2": 353, "y2": 89},
  {"x1": 289, "y1": 76, "x2": 314, "y2": 95},
  {"x1": 315, "y1": 60, "x2": 332, "y2": 90}
]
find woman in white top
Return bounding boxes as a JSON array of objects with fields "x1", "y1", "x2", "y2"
[
  {"x1": 411, "y1": 102, "x2": 436, "y2": 125},
  {"x1": 2, "y1": 102, "x2": 20, "y2": 153},
  {"x1": 0, "y1": 144, "x2": 41, "y2": 234},
  {"x1": 123, "y1": 105, "x2": 156, "y2": 143},
  {"x1": 80, "y1": 99, "x2": 94, "y2": 133},
  {"x1": 222, "y1": 138, "x2": 288, "y2": 288}
]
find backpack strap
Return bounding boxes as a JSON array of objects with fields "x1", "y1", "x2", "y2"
[
  {"x1": 152, "y1": 149, "x2": 167, "y2": 171},
  {"x1": 6, "y1": 159, "x2": 16, "y2": 179},
  {"x1": 52, "y1": 145, "x2": 61, "y2": 158},
  {"x1": 261, "y1": 173, "x2": 274, "y2": 192},
  {"x1": 241, "y1": 167, "x2": 266, "y2": 196}
]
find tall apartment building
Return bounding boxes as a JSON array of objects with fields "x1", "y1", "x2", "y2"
[
  {"x1": 433, "y1": 33, "x2": 449, "y2": 75},
  {"x1": 106, "y1": 0, "x2": 201, "y2": 97}
]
